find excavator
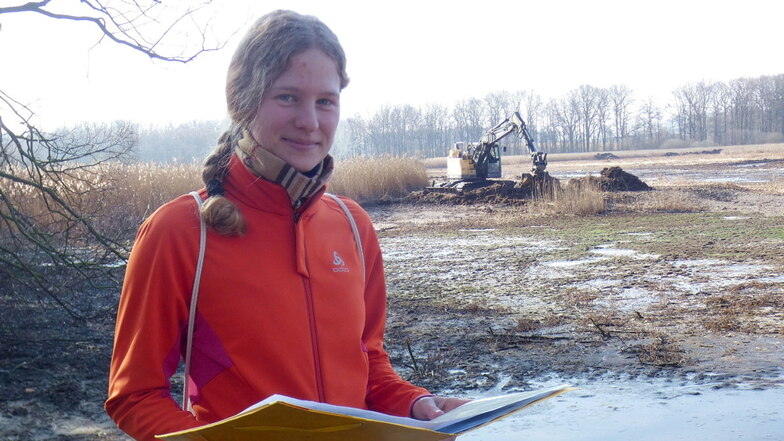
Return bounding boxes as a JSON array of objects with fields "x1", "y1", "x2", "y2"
[{"x1": 429, "y1": 112, "x2": 551, "y2": 193}]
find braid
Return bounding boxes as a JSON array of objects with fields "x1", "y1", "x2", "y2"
[{"x1": 200, "y1": 127, "x2": 246, "y2": 236}]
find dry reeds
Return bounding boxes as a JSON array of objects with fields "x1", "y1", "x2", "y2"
[
  {"x1": 329, "y1": 155, "x2": 428, "y2": 203},
  {"x1": 420, "y1": 157, "x2": 446, "y2": 169},
  {"x1": 3, "y1": 155, "x2": 429, "y2": 243},
  {"x1": 526, "y1": 179, "x2": 607, "y2": 216},
  {"x1": 107, "y1": 162, "x2": 202, "y2": 221},
  {"x1": 625, "y1": 189, "x2": 701, "y2": 213},
  {"x1": 1, "y1": 162, "x2": 202, "y2": 241}
]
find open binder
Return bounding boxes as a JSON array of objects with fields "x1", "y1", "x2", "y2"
[{"x1": 158, "y1": 384, "x2": 573, "y2": 441}]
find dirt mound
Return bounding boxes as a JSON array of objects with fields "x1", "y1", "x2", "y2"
[
  {"x1": 410, "y1": 173, "x2": 561, "y2": 205},
  {"x1": 570, "y1": 166, "x2": 651, "y2": 192},
  {"x1": 666, "y1": 149, "x2": 722, "y2": 157}
]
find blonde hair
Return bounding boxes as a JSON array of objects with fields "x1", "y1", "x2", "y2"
[{"x1": 201, "y1": 10, "x2": 349, "y2": 235}]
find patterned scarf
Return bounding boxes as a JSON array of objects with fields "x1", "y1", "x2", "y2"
[{"x1": 236, "y1": 130, "x2": 333, "y2": 208}]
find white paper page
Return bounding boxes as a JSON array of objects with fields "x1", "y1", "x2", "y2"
[
  {"x1": 240, "y1": 384, "x2": 571, "y2": 433},
  {"x1": 242, "y1": 394, "x2": 440, "y2": 430},
  {"x1": 428, "y1": 385, "x2": 570, "y2": 427}
]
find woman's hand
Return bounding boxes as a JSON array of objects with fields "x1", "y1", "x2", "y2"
[{"x1": 411, "y1": 395, "x2": 470, "y2": 420}]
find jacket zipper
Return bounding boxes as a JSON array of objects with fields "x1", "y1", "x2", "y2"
[
  {"x1": 302, "y1": 276, "x2": 326, "y2": 402},
  {"x1": 295, "y1": 213, "x2": 325, "y2": 402}
]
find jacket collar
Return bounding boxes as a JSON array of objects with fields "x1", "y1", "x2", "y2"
[
  {"x1": 235, "y1": 130, "x2": 333, "y2": 209},
  {"x1": 223, "y1": 154, "x2": 329, "y2": 216}
]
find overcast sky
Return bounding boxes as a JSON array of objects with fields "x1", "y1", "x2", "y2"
[{"x1": 2, "y1": 0, "x2": 783, "y2": 128}]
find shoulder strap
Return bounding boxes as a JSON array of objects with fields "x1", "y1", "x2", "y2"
[
  {"x1": 325, "y1": 193, "x2": 365, "y2": 281},
  {"x1": 183, "y1": 191, "x2": 206, "y2": 413}
]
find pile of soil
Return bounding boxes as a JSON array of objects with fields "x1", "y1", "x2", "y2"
[
  {"x1": 410, "y1": 173, "x2": 561, "y2": 205},
  {"x1": 594, "y1": 152, "x2": 619, "y2": 160},
  {"x1": 570, "y1": 166, "x2": 651, "y2": 192},
  {"x1": 665, "y1": 149, "x2": 722, "y2": 157}
]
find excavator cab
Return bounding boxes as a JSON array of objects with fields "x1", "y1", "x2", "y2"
[
  {"x1": 447, "y1": 142, "x2": 502, "y2": 180},
  {"x1": 476, "y1": 143, "x2": 502, "y2": 179}
]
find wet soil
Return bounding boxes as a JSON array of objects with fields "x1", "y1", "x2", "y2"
[
  {"x1": 1, "y1": 150, "x2": 783, "y2": 440},
  {"x1": 569, "y1": 166, "x2": 652, "y2": 192}
]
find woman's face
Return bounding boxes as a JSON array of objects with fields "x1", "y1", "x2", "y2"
[{"x1": 249, "y1": 48, "x2": 341, "y2": 173}]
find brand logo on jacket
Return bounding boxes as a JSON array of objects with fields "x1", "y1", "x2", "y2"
[{"x1": 332, "y1": 251, "x2": 349, "y2": 272}]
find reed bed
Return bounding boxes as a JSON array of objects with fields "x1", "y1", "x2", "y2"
[
  {"x1": 1, "y1": 162, "x2": 202, "y2": 242},
  {"x1": 526, "y1": 180, "x2": 608, "y2": 216},
  {"x1": 2, "y1": 156, "x2": 429, "y2": 244},
  {"x1": 329, "y1": 155, "x2": 429, "y2": 203},
  {"x1": 107, "y1": 162, "x2": 203, "y2": 221}
]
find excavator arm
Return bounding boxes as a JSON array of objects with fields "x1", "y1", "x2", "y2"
[{"x1": 472, "y1": 112, "x2": 548, "y2": 177}]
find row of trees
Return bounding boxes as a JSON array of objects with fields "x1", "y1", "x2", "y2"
[
  {"x1": 131, "y1": 72, "x2": 784, "y2": 164},
  {"x1": 134, "y1": 120, "x2": 227, "y2": 163},
  {"x1": 672, "y1": 76, "x2": 784, "y2": 146},
  {"x1": 337, "y1": 74, "x2": 784, "y2": 159}
]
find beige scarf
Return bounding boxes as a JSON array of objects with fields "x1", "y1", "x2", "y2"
[{"x1": 236, "y1": 131, "x2": 333, "y2": 208}]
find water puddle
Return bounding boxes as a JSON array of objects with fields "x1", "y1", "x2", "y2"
[
  {"x1": 672, "y1": 259, "x2": 772, "y2": 279},
  {"x1": 705, "y1": 177, "x2": 769, "y2": 183},
  {"x1": 461, "y1": 376, "x2": 784, "y2": 441},
  {"x1": 623, "y1": 232, "x2": 655, "y2": 237},
  {"x1": 590, "y1": 244, "x2": 660, "y2": 259},
  {"x1": 382, "y1": 235, "x2": 561, "y2": 262},
  {"x1": 594, "y1": 287, "x2": 659, "y2": 312},
  {"x1": 542, "y1": 258, "x2": 603, "y2": 268}
]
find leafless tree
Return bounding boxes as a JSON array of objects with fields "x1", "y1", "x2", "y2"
[
  {"x1": 609, "y1": 85, "x2": 634, "y2": 150},
  {"x1": 452, "y1": 98, "x2": 486, "y2": 145},
  {"x1": 0, "y1": 0, "x2": 222, "y2": 318},
  {"x1": 594, "y1": 87, "x2": 610, "y2": 150},
  {"x1": 520, "y1": 90, "x2": 543, "y2": 155},
  {"x1": 673, "y1": 81, "x2": 713, "y2": 142},
  {"x1": 572, "y1": 85, "x2": 601, "y2": 152},
  {"x1": 547, "y1": 96, "x2": 580, "y2": 152},
  {"x1": 710, "y1": 82, "x2": 732, "y2": 146},
  {"x1": 419, "y1": 104, "x2": 452, "y2": 157},
  {"x1": 0, "y1": 0, "x2": 222, "y2": 62},
  {"x1": 636, "y1": 97, "x2": 663, "y2": 148}
]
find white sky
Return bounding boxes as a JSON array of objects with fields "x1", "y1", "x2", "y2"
[{"x1": 2, "y1": 0, "x2": 783, "y2": 128}]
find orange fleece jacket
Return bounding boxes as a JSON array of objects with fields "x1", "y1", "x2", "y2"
[{"x1": 106, "y1": 156, "x2": 429, "y2": 441}]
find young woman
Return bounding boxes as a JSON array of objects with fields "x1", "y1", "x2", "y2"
[{"x1": 106, "y1": 10, "x2": 465, "y2": 441}]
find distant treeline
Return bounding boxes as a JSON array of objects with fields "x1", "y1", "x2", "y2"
[
  {"x1": 133, "y1": 120, "x2": 229, "y2": 164},
  {"x1": 130, "y1": 73, "x2": 783, "y2": 163},
  {"x1": 342, "y1": 73, "x2": 784, "y2": 158}
]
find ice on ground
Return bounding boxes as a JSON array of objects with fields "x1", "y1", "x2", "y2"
[{"x1": 461, "y1": 376, "x2": 784, "y2": 441}]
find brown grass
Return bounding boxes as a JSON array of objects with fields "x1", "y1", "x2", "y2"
[
  {"x1": 2, "y1": 155, "x2": 430, "y2": 241},
  {"x1": 329, "y1": 155, "x2": 428, "y2": 203},
  {"x1": 624, "y1": 189, "x2": 702, "y2": 213},
  {"x1": 635, "y1": 336, "x2": 688, "y2": 366},
  {"x1": 109, "y1": 162, "x2": 203, "y2": 220},
  {"x1": 1, "y1": 162, "x2": 202, "y2": 240},
  {"x1": 701, "y1": 286, "x2": 783, "y2": 334},
  {"x1": 527, "y1": 179, "x2": 607, "y2": 216},
  {"x1": 751, "y1": 176, "x2": 784, "y2": 195}
]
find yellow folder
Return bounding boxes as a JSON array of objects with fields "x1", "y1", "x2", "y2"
[
  {"x1": 158, "y1": 385, "x2": 573, "y2": 441},
  {"x1": 157, "y1": 401, "x2": 452, "y2": 441}
]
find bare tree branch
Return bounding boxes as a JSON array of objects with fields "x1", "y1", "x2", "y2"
[
  {"x1": 0, "y1": 1, "x2": 227, "y2": 319},
  {"x1": 0, "y1": 0, "x2": 224, "y2": 62}
]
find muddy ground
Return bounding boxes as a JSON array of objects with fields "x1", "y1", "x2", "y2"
[{"x1": 1, "y1": 147, "x2": 783, "y2": 440}]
